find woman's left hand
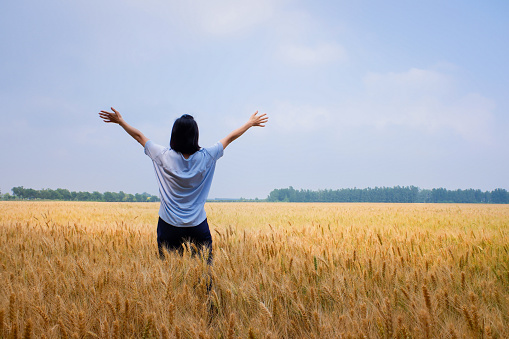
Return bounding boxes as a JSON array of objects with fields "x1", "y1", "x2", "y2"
[{"x1": 99, "y1": 107, "x2": 124, "y2": 124}]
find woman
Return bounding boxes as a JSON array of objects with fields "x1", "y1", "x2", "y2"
[{"x1": 98, "y1": 108, "x2": 268, "y2": 263}]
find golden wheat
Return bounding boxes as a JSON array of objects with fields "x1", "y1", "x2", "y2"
[{"x1": 0, "y1": 201, "x2": 508, "y2": 337}]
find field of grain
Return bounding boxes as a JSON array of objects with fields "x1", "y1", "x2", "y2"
[{"x1": 0, "y1": 201, "x2": 508, "y2": 338}]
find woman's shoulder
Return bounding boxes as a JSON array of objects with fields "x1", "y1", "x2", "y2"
[{"x1": 202, "y1": 142, "x2": 224, "y2": 160}]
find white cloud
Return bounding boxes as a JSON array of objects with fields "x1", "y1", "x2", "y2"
[
  {"x1": 340, "y1": 68, "x2": 496, "y2": 141},
  {"x1": 126, "y1": 0, "x2": 279, "y2": 36},
  {"x1": 122, "y1": 0, "x2": 348, "y2": 69},
  {"x1": 269, "y1": 101, "x2": 331, "y2": 132},
  {"x1": 364, "y1": 68, "x2": 453, "y2": 99},
  {"x1": 189, "y1": 0, "x2": 277, "y2": 36},
  {"x1": 270, "y1": 7, "x2": 347, "y2": 66},
  {"x1": 277, "y1": 42, "x2": 347, "y2": 65}
]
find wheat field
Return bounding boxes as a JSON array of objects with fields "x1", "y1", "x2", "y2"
[{"x1": 0, "y1": 201, "x2": 508, "y2": 338}]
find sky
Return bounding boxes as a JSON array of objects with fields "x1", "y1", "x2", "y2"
[{"x1": 1, "y1": 0, "x2": 508, "y2": 199}]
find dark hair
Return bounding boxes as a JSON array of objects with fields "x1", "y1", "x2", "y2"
[{"x1": 170, "y1": 114, "x2": 200, "y2": 154}]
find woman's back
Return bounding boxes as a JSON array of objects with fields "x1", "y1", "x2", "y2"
[{"x1": 144, "y1": 140, "x2": 224, "y2": 227}]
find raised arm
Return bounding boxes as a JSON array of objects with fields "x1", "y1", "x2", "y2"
[
  {"x1": 99, "y1": 107, "x2": 149, "y2": 147},
  {"x1": 220, "y1": 111, "x2": 268, "y2": 150}
]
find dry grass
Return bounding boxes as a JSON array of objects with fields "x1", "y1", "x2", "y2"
[{"x1": 0, "y1": 201, "x2": 508, "y2": 338}]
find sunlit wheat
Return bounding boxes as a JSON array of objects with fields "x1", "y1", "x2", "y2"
[{"x1": 0, "y1": 201, "x2": 508, "y2": 337}]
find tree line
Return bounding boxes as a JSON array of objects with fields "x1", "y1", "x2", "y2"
[
  {"x1": 2, "y1": 185, "x2": 508, "y2": 204},
  {"x1": 1, "y1": 187, "x2": 160, "y2": 202},
  {"x1": 267, "y1": 186, "x2": 509, "y2": 204}
]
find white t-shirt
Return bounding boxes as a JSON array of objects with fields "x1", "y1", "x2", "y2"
[{"x1": 144, "y1": 140, "x2": 224, "y2": 226}]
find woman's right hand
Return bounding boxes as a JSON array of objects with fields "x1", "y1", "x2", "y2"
[
  {"x1": 247, "y1": 111, "x2": 268, "y2": 127},
  {"x1": 220, "y1": 111, "x2": 269, "y2": 150}
]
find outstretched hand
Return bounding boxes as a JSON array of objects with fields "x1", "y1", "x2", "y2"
[
  {"x1": 248, "y1": 111, "x2": 268, "y2": 127},
  {"x1": 98, "y1": 107, "x2": 149, "y2": 147},
  {"x1": 99, "y1": 107, "x2": 123, "y2": 124},
  {"x1": 220, "y1": 110, "x2": 269, "y2": 150}
]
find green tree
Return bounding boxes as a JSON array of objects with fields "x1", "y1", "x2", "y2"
[
  {"x1": 103, "y1": 191, "x2": 115, "y2": 202},
  {"x1": 56, "y1": 188, "x2": 71, "y2": 200},
  {"x1": 91, "y1": 191, "x2": 103, "y2": 201},
  {"x1": 491, "y1": 188, "x2": 508, "y2": 204}
]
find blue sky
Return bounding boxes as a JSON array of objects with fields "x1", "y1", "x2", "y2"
[{"x1": 1, "y1": 0, "x2": 508, "y2": 198}]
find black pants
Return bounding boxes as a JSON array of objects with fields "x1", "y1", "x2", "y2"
[{"x1": 157, "y1": 217, "x2": 213, "y2": 264}]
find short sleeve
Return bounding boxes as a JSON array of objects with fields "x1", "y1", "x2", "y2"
[
  {"x1": 204, "y1": 142, "x2": 224, "y2": 161},
  {"x1": 144, "y1": 140, "x2": 166, "y2": 161}
]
